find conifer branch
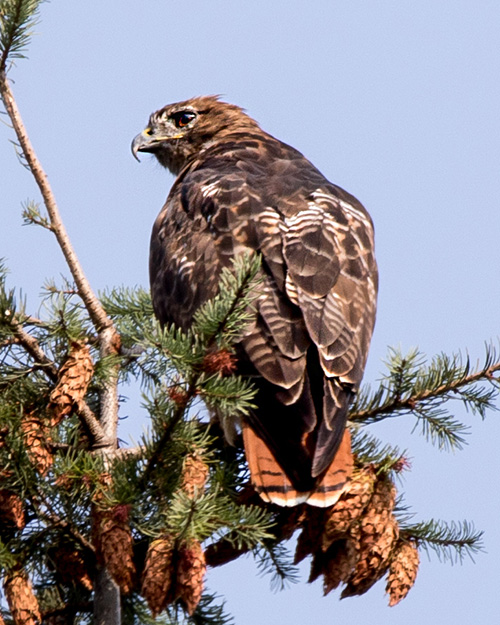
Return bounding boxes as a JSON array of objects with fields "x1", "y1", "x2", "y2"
[
  {"x1": 192, "y1": 252, "x2": 262, "y2": 349},
  {"x1": 140, "y1": 256, "x2": 261, "y2": 487},
  {"x1": 401, "y1": 519, "x2": 484, "y2": 564},
  {"x1": 0, "y1": 0, "x2": 120, "y2": 455},
  {"x1": 255, "y1": 542, "x2": 299, "y2": 591},
  {"x1": 34, "y1": 499, "x2": 96, "y2": 556},
  {"x1": 351, "y1": 429, "x2": 407, "y2": 474},
  {"x1": 139, "y1": 374, "x2": 198, "y2": 489},
  {"x1": 205, "y1": 502, "x2": 299, "y2": 569},
  {"x1": 7, "y1": 315, "x2": 58, "y2": 380},
  {"x1": 0, "y1": 0, "x2": 43, "y2": 71},
  {"x1": 2, "y1": 312, "x2": 107, "y2": 444},
  {"x1": 0, "y1": 72, "x2": 114, "y2": 336},
  {"x1": 350, "y1": 346, "x2": 500, "y2": 449}
]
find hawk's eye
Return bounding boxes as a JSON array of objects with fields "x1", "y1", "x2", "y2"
[{"x1": 171, "y1": 111, "x2": 197, "y2": 128}]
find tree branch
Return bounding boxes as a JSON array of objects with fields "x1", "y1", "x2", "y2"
[
  {"x1": 1, "y1": 7, "x2": 122, "y2": 623},
  {"x1": 351, "y1": 355, "x2": 500, "y2": 424},
  {"x1": 205, "y1": 488, "x2": 301, "y2": 568},
  {"x1": 0, "y1": 70, "x2": 114, "y2": 336},
  {"x1": 9, "y1": 316, "x2": 58, "y2": 380},
  {"x1": 8, "y1": 315, "x2": 107, "y2": 445},
  {"x1": 0, "y1": 54, "x2": 121, "y2": 448}
]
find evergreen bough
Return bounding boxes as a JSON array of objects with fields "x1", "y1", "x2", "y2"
[{"x1": 0, "y1": 2, "x2": 497, "y2": 622}]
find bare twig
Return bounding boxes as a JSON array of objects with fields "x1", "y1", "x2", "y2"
[
  {"x1": 97, "y1": 326, "x2": 120, "y2": 446},
  {"x1": 1, "y1": 9, "x2": 121, "y2": 622},
  {"x1": 30, "y1": 491, "x2": 96, "y2": 555},
  {"x1": 9, "y1": 316, "x2": 58, "y2": 381},
  {"x1": 0, "y1": 70, "x2": 114, "y2": 336},
  {"x1": 0, "y1": 65, "x2": 120, "y2": 447}
]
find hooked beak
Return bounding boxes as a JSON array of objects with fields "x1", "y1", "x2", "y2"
[
  {"x1": 131, "y1": 128, "x2": 156, "y2": 162},
  {"x1": 131, "y1": 127, "x2": 184, "y2": 161}
]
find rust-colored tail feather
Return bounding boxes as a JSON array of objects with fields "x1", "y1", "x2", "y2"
[
  {"x1": 242, "y1": 425, "x2": 353, "y2": 508},
  {"x1": 307, "y1": 430, "x2": 353, "y2": 507}
]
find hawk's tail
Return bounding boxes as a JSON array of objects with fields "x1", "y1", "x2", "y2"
[{"x1": 242, "y1": 425, "x2": 353, "y2": 508}]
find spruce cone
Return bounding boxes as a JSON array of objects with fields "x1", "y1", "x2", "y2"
[
  {"x1": 49, "y1": 342, "x2": 94, "y2": 425},
  {"x1": 322, "y1": 537, "x2": 359, "y2": 595},
  {"x1": 386, "y1": 539, "x2": 420, "y2": 606},
  {"x1": 0, "y1": 490, "x2": 25, "y2": 530},
  {"x1": 341, "y1": 476, "x2": 399, "y2": 598},
  {"x1": 181, "y1": 453, "x2": 209, "y2": 498},
  {"x1": 277, "y1": 506, "x2": 305, "y2": 542},
  {"x1": 176, "y1": 539, "x2": 206, "y2": 616},
  {"x1": 322, "y1": 468, "x2": 375, "y2": 551},
  {"x1": 21, "y1": 413, "x2": 53, "y2": 475},
  {"x1": 4, "y1": 570, "x2": 41, "y2": 625},
  {"x1": 308, "y1": 548, "x2": 327, "y2": 584},
  {"x1": 294, "y1": 507, "x2": 325, "y2": 564},
  {"x1": 202, "y1": 349, "x2": 237, "y2": 375},
  {"x1": 50, "y1": 544, "x2": 93, "y2": 591},
  {"x1": 141, "y1": 536, "x2": 175, "y2": 617},
  {"x1": 93, "y1": 504, "x2": 136, "y2": 594}
]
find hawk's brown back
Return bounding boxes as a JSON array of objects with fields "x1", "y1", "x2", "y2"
[{"x1": 146, "y1": 103, "x2": 377, "y2": 506}]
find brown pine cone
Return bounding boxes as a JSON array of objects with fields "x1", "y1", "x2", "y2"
[
  {"x1": 322, "y1": 468, "x2": 376, "y2": 550},
  {"x1": 181, "y1": 453, "x2": 209, "y2": 499},
  {"x1": 341, "y1": 475, "x2": 399, "y2": 597},
  {"x1": 21, "y1": 413, "x2": 53, "y2": 475},
  {"x1": 141, "y1": 536, "x2": 175, "y2": 617},
  {"x1": 176, "y1": 539, "x2": 206, "y2": 616},
  {"x1": 0, "y1": 490, "x2": 25, "y2": 530},
  {"x1": 386, "y1": 539, "x2": 420, "y2": 606},
  {"x1": 294, "y1": 507, "x2": 325, "y2": 564},
  {"x1": 93, "y1": 504, "x2": 136, "y2": 594},
  {"x1": 50, "y1": 543, "x2": 93, "y2": 591},
  {"x1": 3, "y1": 569, "x2": 41, "y2": 625},
  {"x1": 322, "y1": 538, "x2": 359, "y2": 595},
  {"x1": 49, "y1": 342, "x2": 94, "y2": 425}
]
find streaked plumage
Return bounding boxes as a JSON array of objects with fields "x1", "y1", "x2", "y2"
[{"x1": 132, "y1": 96, "x2": 378, "y2": 507}]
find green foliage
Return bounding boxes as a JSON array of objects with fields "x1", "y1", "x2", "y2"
[
  {"x1": 401, "y1": 518, "x2": 484, "y2": 564},
  {"x1": 1, "y1": 6, "x2": 498, "y2": 616},
  {"x1": 0, "y1": 0, "x2": 43, "y2": 69},
  {"x1": 350, "y1": 429, "x2": 406, "y2": 475},
  {"x1": 1, "y1": 238, "x2": 500, "y2": 621},
  {"x1": 22, "y1": 199, "x2": 51, "y2": 229},
  {"x1": 350, "y1": 345, "x2": 499, "y2": 451},
  {"x1": 192, "y1": 253, "x2": 262, "y2": 348},
  {"x1": 123, "y1": 593, "x2": 235, "y2": 625},
  {"x1": 0, "y1": 252, "x2": 278, "y2": 622},
  {"x1": 255, "y1": 542, "x2": 299, "y2": 592}
]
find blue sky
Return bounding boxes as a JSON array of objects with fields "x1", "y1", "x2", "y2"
[{"x1": 1, "y1": 1, "x2": 500, "y2": 623}]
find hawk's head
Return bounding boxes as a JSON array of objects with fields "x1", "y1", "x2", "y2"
[{"x1": 131, "y1": 96, "x2": 260, "y2": 174}]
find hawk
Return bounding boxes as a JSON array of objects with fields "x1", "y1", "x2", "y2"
[{"x1": 132, "y1": 96, "x2": 377, "y2": 507}]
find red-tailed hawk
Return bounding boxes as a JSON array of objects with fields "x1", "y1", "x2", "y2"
[{"x1": 132, "y1": 96, "x2": 377, "y2": 507}]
